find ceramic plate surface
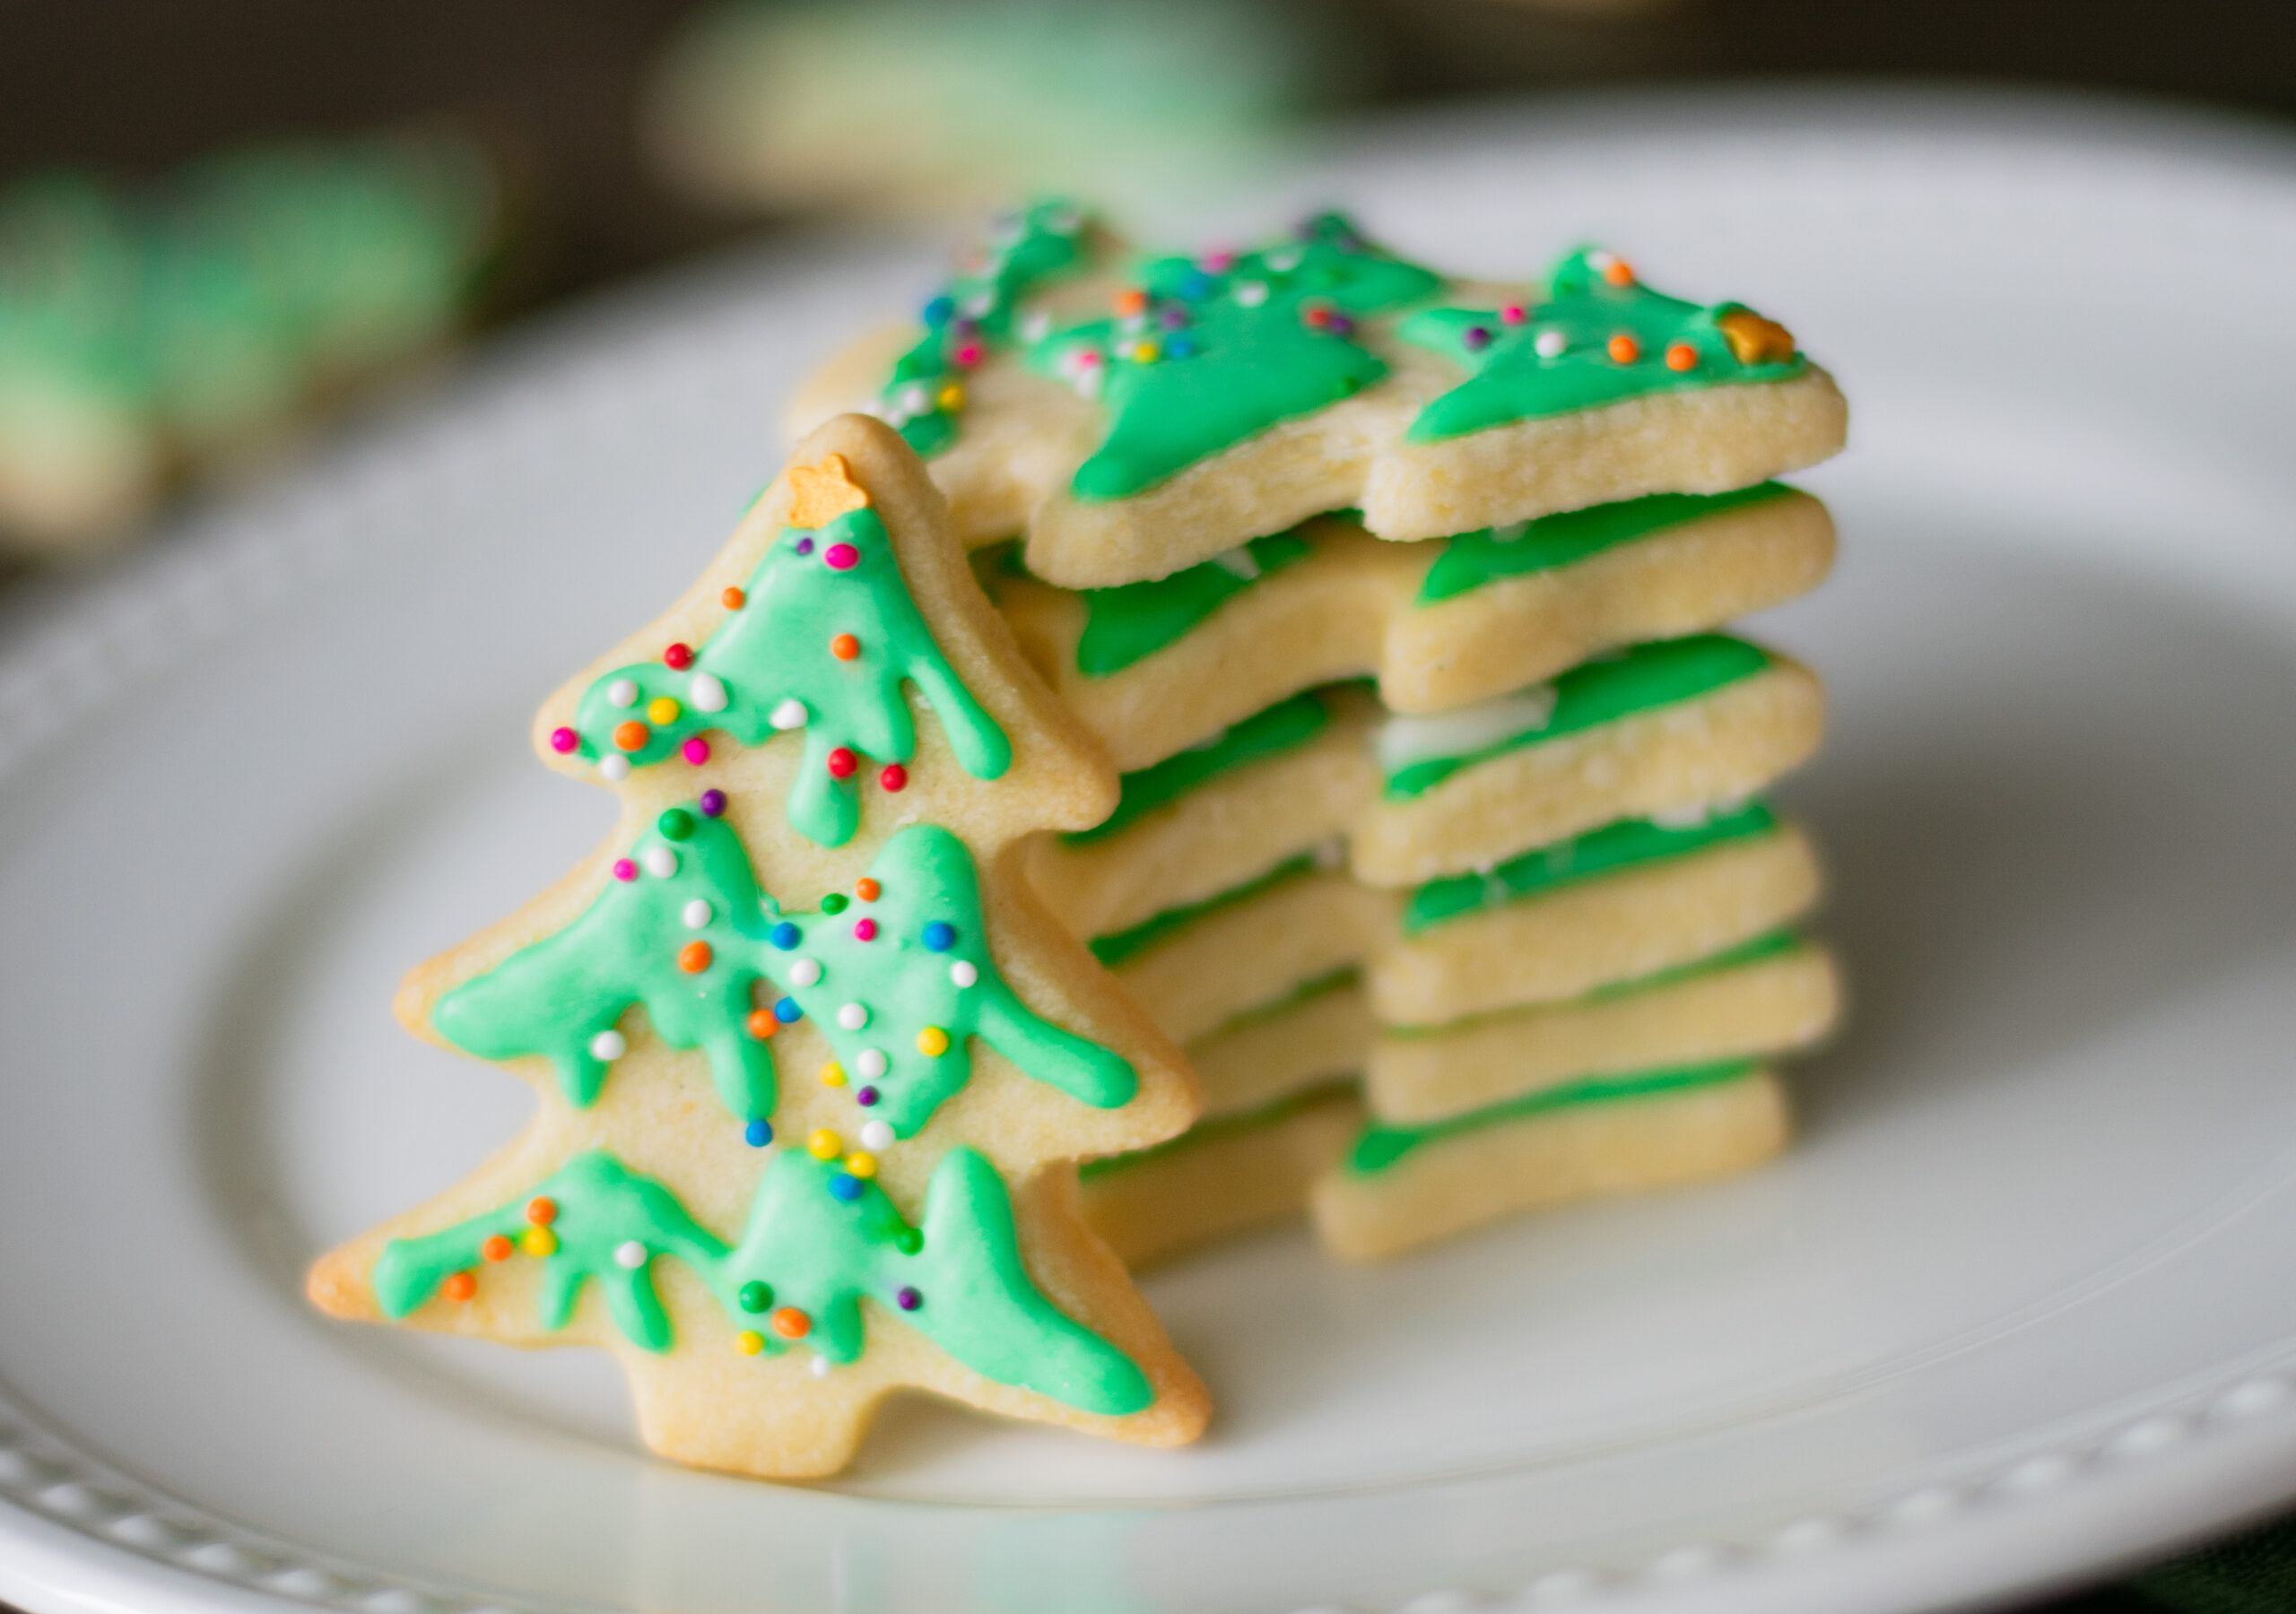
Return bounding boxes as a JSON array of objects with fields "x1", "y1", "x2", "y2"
[{"x1": 8, "y1": 88, "x2": 2296, "y2": 1614}]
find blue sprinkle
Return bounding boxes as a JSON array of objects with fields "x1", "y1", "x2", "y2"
[
  {"x1": 1166, "y1": 336, "x2": 1196, "y2": 359},
  {"x1": 770, "y1": 922, "x2": 802, "y2": 950},
  {"x1": 1176, "y1": 271, "x2": 1213, "y2": 300},
  {"x1": 923, "y1": 295, "x2": 955, "y2": 326},
  {"x1": 744, "y1": 1119, "x2": 773, "y2": 1148},
  {"x1": 828, "y1": 1173, "x2": 863, "y2": 1202},
  {"x1": 921, "y1": 921, "x2": 956, "y2": 952},
  {"x1": 772, "y1": 997, "x2": 803, "y2": 1024}
]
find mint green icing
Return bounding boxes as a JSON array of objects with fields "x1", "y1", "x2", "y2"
[
  {"x1": 1403, "y1": 802, "x2": 1779, "y2": 934},
  {"x1": 1074, "y1": 530, "x2": 1313, "y2": 675},
  {"x1": 569, "y1": 506, "x2": 1011, "y2": 848},
  {"x1": 432, "y1": 806, "x2": 779, "y2": 1122},
  {"x1": 1080, "y1": 1075, "x2": 1358, "y2": 1182},
  {"x1": 1026, "y1": 213, "x2": 1440, "y2": 500},
  {"x1": 1418, "y1": 483, "x2": 1792, "y2": 604},
  {"x1": 436, "y1": 811, "x2": 1135, "y2": 1141},
  {"x1": 1398, "y1": 248, "x2": 1807, "y2": 444},
  {"x1": 1089, "y1": 854, "x2": 1317, "y2": 968},
  {"x1": 1383, "y1": 634, "x2": 1770, "y2": 799},
  {"x1": 1346, "y1": 1058, "x2": 1760, "y2": 1173},
  {"x1": 1066, "y1": 690, "x2": 1327, "y2": 846},
  {"x1": 767, "y1": 822, "x2": 1137, "y2": 1139},
  {"x1": 878, "y1": 200, "x2": 1091, "y2": 457},
  {"x1": 375, "y1": 1146, "x2": 1151, "y2": 1414}
]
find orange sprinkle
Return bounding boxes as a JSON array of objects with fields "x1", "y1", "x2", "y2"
[
  {"x1": 526, "y1": 1196, "x2": 558, "y2": 1227},
  {"x1": 1602, "y1": 258, "x2": 1636, "y2": 287},
  {"x1": 855, "y1": 877, "x2": 880, "y2": 902},
  {"x1": 679, "y1": 941, "x2": 713, "y2": 974},
  {"x1": 1113, "y1": 287, "x2": 1148, "y2": 317},
  {"x1": 830, "y1": 633, "x2": 860, "y2": 661},
  {"x1": 721, "y1": 586, "x2": 746, "y2": 610},
  {"x1": 1665, "y1": 343, "x2": 1697, "y2": 372},
  {"x1": 747, "y1": 1009, "x2": 778, "y2": 1040},
  {"x1": 613, "y1": 720, "x2": 650, "y2": 752},
  {"x1": 770, "y1": 1306, "x2": 812, "y2": 1340},
  {"x1": 1607, "y1": 334, "x2": 1640, "y2": 364},
  {"x1": 442, "y1": 1271, "x2": 477, "y2": 1302},
  {"x1": 481, "y1": 1234, "x2": 513, "y2": 1263}
]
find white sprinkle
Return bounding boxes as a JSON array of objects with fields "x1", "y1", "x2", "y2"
[
  {"x1": 809, "y1": 1355, "x2": 831, "y2": 1377},
  {"x1": 899, "y1": 383, "x2": 933, "y2": 416},
  {"x1": 1019, "y1": 309, "x2": 1051, "y2": 343},
  {"x1": 1650, "y1": 802, "x2": 1713, "y2": 829},
  {"x1": 959, "y1": 291, "x2": 995, "y2": 319},
  {"x1": 1534, "y1": 328, "x2": 1568, "y2": 359},
  {"x1": 682, "y1": 898, "x2": 713, "y2": 929},
  {"x1": 1045, "y1": 205, "x2": 1081, "y2": 234},
  {"x1": 860, "y1": 1120, "x2": 895, "y2": 1150},
  {"x1": 837, "y1": 1002, "x2": 869, "y2": 1031},
  {"x1": 770, "y1": 699, "x2": 808, "y2": 731},
  {"x1": 598, "y1": 755, "x2": 631, "y2": 782},
  {"x1": 1587, "y1": 248, "x2": 1618, "y2": 271},
  {"x1": 589, "y1": 1029, "x2": 627, "y2": 1061},
  {"x1": 642, "y1": 846, "x2": 679, "y2": 879},
  {"x1": 688, "y1": 672, "x2": 727, "y2": 713},
  {"x1": 1209, "y1": 546, "x2": 1260, "y2": 581},
  {"x1": 1265, "y1": 247, "x2": 1302, "y2": 273},
  {"x1": 606, "y1": 678, "x2": 639, "y2": 708},
  {"x1": 950, "y1": 960, "x2": 978, "y2": 988},
  {"x1": 1232, "y1": 280, "x2": 1268, "y2": 307},
  {"x1": 614, "y1": 1241, "x2": 648, "y2": 1270},
  {"x1": 857, "y1": 1049, "x2": 888, "y2": 1079},
  {"x1": 788, "y1": 958, "x2": 822, "y2": 987}
]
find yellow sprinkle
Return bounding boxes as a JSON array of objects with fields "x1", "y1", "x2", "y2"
[
  {"x1": 808, "y1": 1129, "x2": 841, "y2": 1160},
  {"x1": 846, "y1": 1151, "x2": 878, "y2": 1179},
  {"x1": 819, "y1": 1061, "x2": 847, "y2": 1088},
  {"x1": 1129, "y1": 340, "x2": 1160, "y2": 363},
  {"x1": 917, "y1": 1026, "x2": 950, "y2": 1058},
  {"x1": 521, "y1": 1227, "x2": 558, "y2": 1258},
  {"x1": 647, "y1": 697, "x2": 682, "y2": 725},
  {"x1": 935, "y1": 382, "x2": 965, "y2": 411},
  {"x1": 735, "y1": 1331, "x2": 765, "y2": 1355}
]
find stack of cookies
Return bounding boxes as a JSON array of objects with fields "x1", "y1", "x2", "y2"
[{"x1": 796, "y1": 205, "x2": 1848, "y2": 1262}]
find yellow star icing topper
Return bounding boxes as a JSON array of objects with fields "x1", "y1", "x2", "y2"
[
  {"x1": 786, "y1": 453, "x2": 873, "y2": 527},
  {"x1": 1717, "y1": 309, "x2": 1797, "y2": 367}
]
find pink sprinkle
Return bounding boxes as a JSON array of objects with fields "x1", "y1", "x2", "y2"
[
  {"x1": 550, "y1": 726, "x2": 579, "y2": 754},
  {"x1": 853, "y1": 918, "x2": 878, "y2": 941},
  {"x1": 823, "y1": 542, "x2": 859, "y2": 570},
  {"x1": 1500, "y1": 304, "x2": 1528, "y2": 325},
  {"x1": 1203, "y1": 249, "x2": 1236, "y2": 272},
  {"x1": 612, "y1": 859, "x2": 639, "y2": 882},
  {"x1": 682, "y1": 737, "x2": 710, "y2": 766},
  {"x1": 954, "y1": 342, "x2": 984, "y2": 367}
]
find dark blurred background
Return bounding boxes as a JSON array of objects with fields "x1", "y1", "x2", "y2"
[{"x1": 4, "y1": 3, "x2": 2295, "y2": 1608}]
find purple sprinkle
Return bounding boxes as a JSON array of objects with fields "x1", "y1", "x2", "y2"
[
  {"x1": 1463, "y1": 325, "x2": 1492, "y2": 351},
  {"x1": 699, "y1": 789, "x2": 726, "y2": 817},
  {"x1": 856, "y1": 1086, "x2": 879, "y2": 1106},
  {"x1": 793, "y1": 536, "x2": 815, "y2": 556},
  {"x1": 895, "y1": 1287, "x2": 921, "y2": 1311},
  {"x1": 1157, "y1": 307, "x2": 1189, "y2": 330},
  {"x1": 1328, "y1": 313, "x2": 1355, "y2": 336}
]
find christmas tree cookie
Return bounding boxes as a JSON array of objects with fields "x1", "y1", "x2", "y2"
[
  {"x1": 795, "y1": 211, "x2": 1845, "y2": 587},
  {"x1": 308, "y1": 415, "x2": 1210, "y2": 1478}
]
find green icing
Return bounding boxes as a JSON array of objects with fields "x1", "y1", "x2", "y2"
[
  {"x1": 1382, "y1": 634, "x2": 1770, "y2": 799},
  {"x1": 436, "y1": 811, "x2": 1134, "y2": 1141},
  {"x1": 432, "y1": 806, "x2": 779, "y2": 1123},
  {"x1": 1027, "y1": 213, "x2": 1440, "y2": 500},
  {"x1": 877, "y1": 200, "x2": 1091, "y2": 457},
  {"x1": 376, "y1": 1146, "x2": 1150, "y2": 1414},
  {"x1": 1080, "y1": 1076, "x2": 1358, "y2": 1182},
  {"x1": 1346, "y1": 1058, "x2": 1760, "y2": 1173},
  {"x1": 766, "y1": 822, "x2": 1138, "y2": 1139},
  {"x1": 1418, "y1": 483, "x2": 1792, "y2": 604},
  {"x1": 1398, "y1": 248, "x2": 1808, "y2": 444},
  {"x1": 374, "y1": 1152, "x2": 726, "y2": 1351},
  {"x1": 1385, "y1": 929, "x2": 1805, "y2": 1038},
  {"x1": 1074, "y1": 530, "x2": 1314, "y2": 675},
  {"x1": 1088, "y1": 854, "x2": 1317, "y2": 968},
  {"x1": 1210, "y1": 965, "x2": 1359, "y2": 1034},
  {"x1": 1403, "y1": 802, "x2": 1778, "y2": 934},
  {"x1": 569, "y1": 506, "x2": 1011, "y2": 848},
  {"x1": 1066, "y1": 690, "x2": 1327, "y2": 846}
]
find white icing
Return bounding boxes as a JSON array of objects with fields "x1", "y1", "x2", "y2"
[
  {"x1": 1210, "y1": 546, "x2": 1260, "y2": 581},
  {"x1": 1375, "y1": 684, "x2": 1559, "y2": 776}
]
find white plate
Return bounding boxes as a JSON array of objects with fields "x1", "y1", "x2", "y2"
[{"x1": 7, "y1": 88, "x2": 2296, "y2": 1614}]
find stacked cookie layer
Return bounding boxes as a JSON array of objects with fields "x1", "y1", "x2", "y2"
[{"x1": 800, "y1": 210, "x2": 1848, "y2": 1262}]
